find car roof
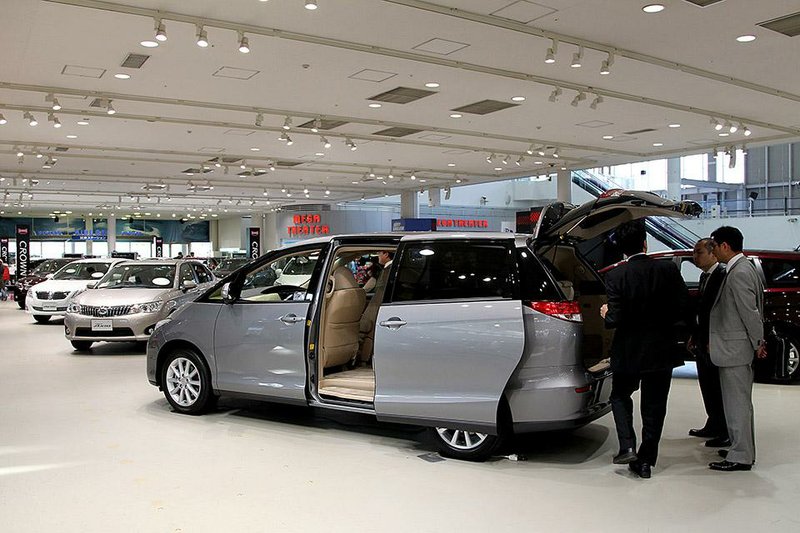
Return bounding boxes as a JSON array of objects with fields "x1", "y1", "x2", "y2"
[
  {"x1": 279, "y1": 232, "x2": 528, "y2": 250},
  {"x1": 69, "y1": 258, "x2": 123, "y2": 264},
  {"x1": 648, "y1": 249, "x2": 800, "y2": 258}
]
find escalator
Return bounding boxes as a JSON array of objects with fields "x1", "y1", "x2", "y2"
[{"x1": 572, "y1": 169, "x2": 700, "y2": 250}]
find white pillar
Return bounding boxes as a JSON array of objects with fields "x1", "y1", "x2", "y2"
[
  {"x1": 85, "y1": 217, "x2": 93, "y2": 255},
  {"x1": 107, "y1": 214, "x2": 116, "y2": 254},
  {"x1": 209, "y1": 219, "x2": 219, "y2": 254},
  {"x1": 428, "y1": 187, "x2": 441, "y2": 208},
  {"x1": 264, "y1": 212, "x2": 279, "y2": 251},
  {"x1": 400, "y1": 191, "x2": 419, "y2": 218},
  {"x1": 667, "y1": 157, "x2": 681, "y2": 201},
  {"x1": 557, "y1": 169, "x2": 572, "y2": 203}
]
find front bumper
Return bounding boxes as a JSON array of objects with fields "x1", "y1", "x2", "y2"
[
  {"x1": 26, "y1": 296, "x2": 70, "y2": 316},
  {"x1": 64, "y1": 311, "x2": 163, "y2": 342}
]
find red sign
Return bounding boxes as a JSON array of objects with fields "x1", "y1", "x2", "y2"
[
  {"x1": 288, "y1": 213, "x2": 329, "y2": 237},
  {"x1": 436, "y1": 219, "x2": 489, "y2": 229}
]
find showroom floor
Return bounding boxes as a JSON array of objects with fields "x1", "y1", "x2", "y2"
[{"x1": 1, "y1": 301, "x2": 798, "y2": 533}]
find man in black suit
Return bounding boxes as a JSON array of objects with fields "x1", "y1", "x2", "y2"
[
  {"x1": 600, "y1": 220, "x2": 688, "y2": 479},
  {"x1": 687, "y1": 238, "x2": 729, "y2": 446}
]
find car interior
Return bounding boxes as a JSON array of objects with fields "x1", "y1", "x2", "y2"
[{"x1": 316, "y1": 246, "x2": 395, "y2": 404}]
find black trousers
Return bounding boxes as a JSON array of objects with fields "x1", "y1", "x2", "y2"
[
  {"x1": 695, "y1": 350, "x2": 728, "y2": 438},
  {"x1": 610, "y1": 369, "x2": 673, "y2": 466}
]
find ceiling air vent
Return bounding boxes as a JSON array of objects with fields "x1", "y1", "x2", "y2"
[
  {"x1": 682, "y1": 0, "x2": 725, "y2": 7},
  {"x1": 181, "y1": 167, "x2": 213, "y2": 175},
  {"x1": 121, "y1": 53, "x2": 150, "y2": 69},
  {"x1": 277, "y1": 161, "x2": 304, "y2": 168},
  {"x1": 758, "y1": 11, "x2": 800, "y2": 37},
  {"x1": 368, "y1": 86, "x2": 437, "y2": 104},
  {"x1": 89, "y1": 98, "x2": 107, "y2": 108},
  {"x1": 298, "y1": 119, "x2": 349, "y2": 130},
  {"x1": 54, "y1": 147, "x2": 69, "y2": 152},
  {"x1": 237, "y1": 170, "x2": 267, "y2": 177},
  {"x1": 373, "y1": 127, "x2": 424, "y2": 137},
  {"x1": 451, "y1": 99, "x2": 519, "y2": 115},
  {"x1": 623, "y1": 128, "x2": 658, "y2": 135}
]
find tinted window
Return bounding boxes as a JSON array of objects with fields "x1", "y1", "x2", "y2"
[
  {"x1": 760, "y1": 258, "x2": 800, "y2": 288},
  {"x1": 391, "y1": 241, "x2": 514, "y2": 302},
  {"x1": 53, "y1": 262, "x2": 112, "y2": 280},
  {"x1": 179, "y1": 264, "x2": 195, "y2": 285},
  {"x1": 517, "y1": 248, "x2": 561, "y2": 301},
  {"x1": 193, "y1": 263, "x2": 213, "y2": 284}
]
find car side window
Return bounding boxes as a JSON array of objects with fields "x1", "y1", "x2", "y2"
[
  {"x1": 390, "y1": 241, "x2": 515, "y2": 303},
  {"x1": 679, "y1": 258, "x2": 701, "y2": 288},
  {"x1": 192, "y1": 264, "x2": 213, "y2": 284},
  {"x1": 179, "y1": 264, "x2": 195, "y2": 285},
  {"x1": 760, "y1": 258, "x2": 800, "y2": 288},
  {"x1": 238, "y1": 249, "x2": 320, "y2": 303}
]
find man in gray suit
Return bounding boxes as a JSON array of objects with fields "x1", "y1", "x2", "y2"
[{"x1": 707, "y1": 226, "x2": 767, "y2": 472}]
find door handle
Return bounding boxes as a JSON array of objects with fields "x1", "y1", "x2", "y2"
[
  {"x1": 379, "y1": 317, "x2": 407, "y2": 329},
  {"x1": 279, "y1": 313, "x2": 304, "y2": 324}
]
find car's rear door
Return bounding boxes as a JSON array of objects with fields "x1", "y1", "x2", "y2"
[{"x1": 372, "y1": 237, "x2": 525, "y2": 434}]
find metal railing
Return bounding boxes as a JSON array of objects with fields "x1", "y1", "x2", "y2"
[{"x1": 697, "y1": 197, "x2": 800, "y2": 218}]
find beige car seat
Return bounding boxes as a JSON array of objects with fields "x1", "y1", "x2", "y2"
[{"x1": 320, "y1": 266, "x2": 366, "y2": 369}]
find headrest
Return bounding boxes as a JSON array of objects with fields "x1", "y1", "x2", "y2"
[{"x1": 330, "y1": 266, "x2": 358, "y2": 291}]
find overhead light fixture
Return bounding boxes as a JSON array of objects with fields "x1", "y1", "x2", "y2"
[
  {"x1": 320, "y1": 136, "x2": 331, "y2": 148},
  {"x1": 515, "y1": 156, "x2": 524, "y2": 166},
  {"x1": 571, "y1": 91, "x2": 586, "y2": 107},
  {"x1": 140, "y1": 39, "x2": 158, "y2": 48},
  {"x1": 15, "y1": 147, "x2": 24, "y2": 157},
  {"x1": 345, "y1": 137, "x2": 357, "y2": 151},
  {"x1": 77, "y1": 118, "x2": 89, "y2": 125},
  {"x1": 325, "y1": 189, "x2": 330, "y2": 196},
  {"x1": 526, "y1": 144, "x2": 535, "y2": 155},
  {"x1": 449, "y1": 113, "x2": 462, "y2": 118},
  {"x1": 600, "y1": 53, "x2": 614, "y2": 75},
  {"x1": 570, "y1": 46, "x2": 584, "y2": 68},
  {"x1": 311, "y1": 117, "x2": 322, "y2": 133},
  {"x1": 268, "y1": 160, "x2": 276, "y2": 171},
  {"x1": 511, "y1": 96, "x2": 526, "y2": 102},
  {"x1": 642, "y1": 4, "x2": 665, "y2": 13},
  {"x1": 255, "y1": 113, "x2": 264, "y2": 127},
  {"x1": 668, "y1": 123, "x2": 681, "y2": 128},
  {"x1": 48, "y1": 113, "x2": 61, "y2": 128},
  {"x1": 544, "y1": 38, "x2": 558, "y2": 64},
  {"x1": 743, "y1": 126, "x2": 752, "y2": 137},
  {"x1": 0, "y1": 114, "x2": 6, "y2": 125},
  {"x1": 368, "y1": 103, "x2": 382, "y2": 108},
  {"x1": 602, "y1": 135, "x2": 614, "y2": 140},
  {"x1": 305, "y1": 0, "x2": 318, "y2": 9},
  {"x1": 23, "y1": 111, "x2": 38, "y2": 126},
  {"x1": 410, "y1": 172, "x2": 417, "y2": 180},
  {"x1": 552, "y1": 148, "x2": 560, "y2": 159},
  {"x1": 46, "y1": 94, "x2": 61, "y2": 111},
  {"x1": 502, "y1": 155, "x2": 510, "y2": 165},
  {"x1": 238, "y1": 32, "x2": 250, "y2": 53},
  {"x1": 548, "y1": 86, "x2": 562, "y2": 103},
  {"x1": 729, "y1": 122, "x2": 738, "y2": 133},
  {"x1": 196, "y1": 26, "x2": 209, "y2": 47},
  {"x1": 537, "y1": 147, "x2": 546, "y2": 156},
  {"x1": 114, "y1": 73, "x2": 131, "y2": 80},
  {"x1": 589, "y1": 95, "x2": 603, "y2": 110},
  {"x1": 425, "y1": 82, "x2": 440, "y2": 88},
  {"x1": 653, "y1": 142, "x2": 664, "y2": 147},
  {"x1": 486, "y1": 153, "x2": 495, "y2": 163},
  {"x1": 710, "y1": 117, "x2": 723, "y2": 131},
  {"x1": 736, "y1": 35, "x2": 756, "y2": 43},
  {"x1": 723, "y1": 121, "x2": 735, "y2": 133},
  {"x1": 106, "y1": 101, "x2": 116, "y2": 115},
  {"x1": 154, "y1": 19, "x2": 167, "y2": 42},
  {"x1": 285, "y1": 135, "x2": 294, "y2": 146},
  {"x1": 240, "y1": 160, "x2": 247, "y2": 169},
  {"x1": 282, "y1": 116, "x2": 292, "y2": 130}
]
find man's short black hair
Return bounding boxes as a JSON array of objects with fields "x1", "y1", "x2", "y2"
[
  {"x1": 383, "y1": 250, "x2": 395, "y2": 260},
  {"x1": 710, "y1": 226, "x2": 743, "y2": 252},
  {"x1": 696, "y1": 238, "x2": 716, "y2": 254},
  {"x1": 615, "y1": 219, "x2": 647, "y2": 257}
]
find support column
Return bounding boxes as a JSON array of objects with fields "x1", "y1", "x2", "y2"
[
  {"x1": 667, "y1": 157, "x2": 681, "y2": 201},
  {"x1": 264, "y1": 212, "x2": 279, "y2": 251},
  {"x1": 400, "y1": 191, "x2": 419, "y2": 218},
  {"x1": 428, "y1": 187, "x2": 441, "y2": 208},
  {"x1": 107, "y1": 214, "x2": 116, "y2": 254},
  {"x1": 557, "y1": 169, "x2": 572, "y2": 203},
  {"x1": 85, "y1": 217, "x2": 93, "y2": 255},
  {"x1": 209, "y1": 219, "x2": 219, "y2": 254}
]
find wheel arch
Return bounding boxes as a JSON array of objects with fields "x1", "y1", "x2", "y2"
[{"x1": 156, "y1": 339, "x2": 213, "y2": 389}]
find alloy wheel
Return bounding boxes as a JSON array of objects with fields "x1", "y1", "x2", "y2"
[
  {"x1": 786, "y1": 341, "x2": 799, "y2": 377},
  {"x1": 435, "y1": 427, "x2": 489, "y2": 450},
  {"x1": 166, "y1": 357, "x2": 202, "y2": 407}
]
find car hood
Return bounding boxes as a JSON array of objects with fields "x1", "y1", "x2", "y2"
[
  {"x1": 31, "y1": 279, "x2": 98, "y2": 293},
  {"x1": 75, "y1": 287, "x2": 177, "y2": 306},
  {"x1": 534, "y1": 189, "x2": 702, "y2": 242},
  {"x1": 17, "y1": 275, "x2": 46, "y2": 286}
]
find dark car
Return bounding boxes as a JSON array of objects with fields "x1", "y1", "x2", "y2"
[
  {"x1": 212, "y1": 258, "x2": 250, "y2": 278},
  {"x1": 601, "y1": 250, "x2": 800, "y2": 383},
  {"x1": 13, "y1": 258, "x2": 79, "y2": 309}
]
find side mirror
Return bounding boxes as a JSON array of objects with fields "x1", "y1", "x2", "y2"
[
  {"x1": 182, "y1": 280, "x2": 198, "y2": 291},
  {"x1": 221, "y1": 282, "x2": 235, "y2": 304},
  {"x1": 86, "y1": 282, "x2": 98, "y2": 289}
]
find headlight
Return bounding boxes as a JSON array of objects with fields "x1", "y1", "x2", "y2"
[
  {"x1": 67, "y1": 302, "x2": 81, "y2": 314},
  {"x1": 131, "y1": 301, "x2": 162, "y2": 314}
]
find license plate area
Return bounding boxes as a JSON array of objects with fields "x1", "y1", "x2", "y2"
[
  {"x1": 43, "y1": 306, "x2": 57, "y2": 312},
  {"x1": 91, "y1": 319, "x2": 113, "y2": 332}
]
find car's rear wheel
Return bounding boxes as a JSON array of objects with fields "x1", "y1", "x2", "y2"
[
  {"x1": 777, "y1": 335, "x2": 800, "y2": 382},
  {"x1": 33, "y1": 315, "x2": 51, "y2": 323},
  {"x1": 429, "y1": 427, "x2": 503, "y2": 461},
  {"x1": 71, "y1": 340, "x2": 93, "y2": 351},
  {"x1": 161, "y1": 349, "x2": 217, "y2": 415},
  {"x1": 17, "y1": 297, "x2": 25, "y2": 309}
]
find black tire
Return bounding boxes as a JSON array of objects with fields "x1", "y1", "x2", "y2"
[
  {"x1": 33, "y1": 315, "x2": 51, "y2": 323},
  {"x1": 71, "y1": 340, "x2": 93, "y2": 351},
  {"x1": 773, "y1": 334, "x2": 800, "y2": 382},
  {"x1": 428, "y1": 400, "x2": 511, "y2": 461},
  {"x1": 160, "y1": 348, "x2": 217, "y2": 415},
  {"x1": 17, "y1": 297, "x2": 25, "y2": 309}
]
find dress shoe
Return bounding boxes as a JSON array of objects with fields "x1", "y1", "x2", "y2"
[
  {"x1": 689, "y1": 427, "x2": 718, "y2": 438},
  {"x1": 718, "y1": 450, "x2": 728, "y2": 459},
  {"x1": 705, "y1": 437, "x2": 732, "y2": 448},
  {"x1": 709, "y1": 460, "x2": 752, "y2": 472},
  {"x1": 629, "y1": 461, "x2": 652, "y2": 479},
  {"x1": 613, "y1": 448, "x2": 638, "y2": 464}
]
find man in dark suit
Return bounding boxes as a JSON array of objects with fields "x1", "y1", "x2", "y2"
[
  {"x1": 707, "y1": 226, "x2": 766, "y2": 472},
  {"x1": 687, "y1": 238, "x2": 729, "y2": 446},
  {"x1": 600, "y1": 220, "x2": 688, "y2": 479}
]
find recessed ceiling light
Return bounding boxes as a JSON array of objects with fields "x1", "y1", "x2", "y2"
[
  {"x1": 718, "y1": 132, "x2": 730, "y2": 137},
  {"x1": 642, "y1": 4, "x2": 664, "y2": 14},
  {"x1": 315, "y1": 152, "x2": 325, "y2": 156},
  {"x1": 602, "y1": 135, "x2": 614, "y2": 140},
  {"x1": 140, "y1": 40, "x2": 159, "y2": 48},
  {"x1": 736, "y1": 35, "x2": 756, "y2": 43},
  {"x1": 449, "y1": 113, "x2": 462, "y2": 118},
  {"x1": 368, "y1": 103, "x2": 382, "y2": 108},
  {"x1": 447, "y1": 163, "x2": 456, "y2": 167},
  {"x1": 425, "y1": 82, "x2": 440, "y2": 88},
  {"x1": 77, "y1": 119, "x2": 90, "y2": 125},
  {"x1": 668, "y1": 123, "x2": 681, "y2": 128},
  {"x1": 250, "y1": 147, "x2": 260, "y2": 151},
  {"x1": 66, "y1": 134, "x2": 78, "y2": 139},
  {"x1": 653, "y1": 142, "x2": 663, "y2": 147},
  {"x1": 494, "y1": 167, "x2": 503, "y2": 171},
  {"x1": 114, "y1": 73, "x2": 131, "y2": 80},
  {"x1": 511, "y1": 96, "x2": 526, "y2": 102}
]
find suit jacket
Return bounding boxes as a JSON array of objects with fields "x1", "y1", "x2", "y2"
[
  {"x1": 694, "y1": 264, "x2": 726, "y2": 350},
  {"x1": 709, "y1": 256, "x2": 764, "y2": 367},
  {"x1": 604, "y1": 255, "x2": 688, "y2": 374}
]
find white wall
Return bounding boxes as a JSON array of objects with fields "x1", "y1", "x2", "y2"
[
  {"x1": 217, "y1": 216, "x2": 243, "y2": 250},
  {"x1": 679, "y1": 215, "x2": 800, "y2": 251}
]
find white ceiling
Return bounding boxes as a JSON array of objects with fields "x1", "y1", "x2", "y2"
[{"x1": 0, "y1": 0, "x2": 798, "y2": 217}]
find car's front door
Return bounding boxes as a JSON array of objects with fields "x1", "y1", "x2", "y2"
[
  {"x1": 213, "y1": 246, "x2": 325, "y2": 401},
  {"x1": 372, "y1": 238, "x2": 525, "y2": 434}
]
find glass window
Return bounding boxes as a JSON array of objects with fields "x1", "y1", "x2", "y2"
[
  {"x1": 222, "y1": 249, "x2": 320, "y2": 303},
  {"x1": 179, "y1": 264, "x2": 196, "y2": 285},
  {"x1": 391, "y1": 241, "x2": 514, "y2": 303},
  {"x1": 517, "y1": 248, "x2": 561, "y2": 301},
  {"x1": 679, "y1": 258, "x2": 702, "y2": 287},
  {"x1": 760, "y1": 258, "x2": 800, "y2": 288},
  {"x1": 192, "y1": 263, "x2": 213, "y2": 284},
  {"x1": 98, "y1": 264, "x2": 176, "y2": 289},
  {"x1": 53, "y1": 261, "x2": 112, "y2": 280}
]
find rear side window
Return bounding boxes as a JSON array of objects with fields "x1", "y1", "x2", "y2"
[
  {"x1": 760, "y1": 258, "x2": 800, "y2": 288},
  {"x1": 517, "y1": 248, "x2": 561, "y2": 301},
  {"x1": 391, "y1": 241, "x2": 515, "y2": 302}
]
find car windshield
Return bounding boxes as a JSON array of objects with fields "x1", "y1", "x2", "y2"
[
  {"x1": 283, "y1": 256, "x2": 318, "y2": 275},
  {"x1": 98, "y1": 264, "x2": 176, "y2": 289},
  {"x1": 215, "y1": 259, "x2": 248, "y2": 271},
  {"x1": 52, "y1": 262, "x2": 112, "y2": 280},
  {"x1": 32, "y1": 259, "x2": 71, "y2": 276}
]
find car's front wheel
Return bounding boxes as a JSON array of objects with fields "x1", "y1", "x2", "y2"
[
  {"x1": 17, "y1": 296, "x2": 25, "y2": 309},
  {"x1": 33, "y1": 315, "x2": 51, "y2": 323},
  {"x1": 161, "y1": 349, "x2": 217, "y2": 415}
]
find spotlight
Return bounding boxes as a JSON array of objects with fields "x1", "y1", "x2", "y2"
[
  {"x1": 255, "y1": 113, "x2": 264, "y2": 127},
  {"x1": 285, "y1": 135, "x2": 294, "y2": 146},
  {"x1": 516, "y1": 156, "x2": 524, "y2": 166},
  {"x1": 548, "y1": 87, "x2": 562, "y2": 103},
  {"x1": 15, "y1": 148, "x2": 24, "y2": 157},
  {"x1": 410, "y1": 172, "x2": 417, "y2": 180},
  {"x1": 710, "y1": 117, "x2": 723, "y2": 131},
  {"x1": 729, "y1": 122, "x2": 738, "y2": 134},
  {"x1": 743, "y1": 126, "x2": 752, "y2": 137},
  {"x1": 305, "y1": 0, "x2": 318, "y2": 9},
  {"x1": 311, "y1": 117, "x2": 322, "y2": 133},
  {"x1": 325, "y1": 189, "x2": 330, "y2": 196},
  {"x1": 279, "y1": 132, "x2": 289, "y2": 142},
  {"x1": 24, "y1": 111, "x2": 37, "y2": 126},
  {"x1": 282, "y1": 116, "x2": 292, "y2": 130},
  {"x1": 240, "y1": 160, "x2": 247, "y2": 169},
  {"x1": 154, "y1": 19, "x2": 167, "y2": 42},
  {"x1": 723, "y1": 121, "x2": 735, "y2": 133},
  {"x1": 345, "y1": 138, "x2": 357, "y2": 151},
  {"x1": 320, "y1": 136, "x2": 331, "y2": 148},
  {"x1": 48, "y1": 113, "x2": 62, "y2": 128},
  {"x1": 570, "y1": 46, "x2": 583, "y2": 68},
  {"x1": 268, "y1": 160, "x2": 276, "y2": 171},
  {"x1": 486, "y1": 153, "x2": 495, "y2": 163},
  {"x1": 600, "y1": 53, "x2": 614, "y2": 75},
  {"x1": 544, "y1": 39, "x2": 557, "y2": 64},
  {"x1": 0, "y1": 113, "x2": 6, "y2": 125},
  {"x1": 106, "y1": 101, "x2": 116, "y2": 115},
  {"x1": 502, "y1": 155, "x2": 510, "y2": 165},
  {"x1": 552, "y1": 148, "x2": 560, "y2": 158},
  {"x1": 571, "y1": 91, "x2": 586, "y2": 107},
  {"x1": 537, "y1": 146, "x2": 546, "y2": 156},
  {"x1": 526, "y1": 144, "x2": 535, "y2": 155},
  {"x1": 196, "y1": 26, "x2": 209, "y2": 47},
  {"x1": 214, "y1": 159, "x2": 222, "y2": 168},
  {"x1": 48, "y1": 94, "x2": 62, "y2": 111},
  {"x1": 590, "y1": 95, "x2": 603, "y2": 110},
  {"x1": 238, "y1": 33, "x2": 250, "y2": 53}
]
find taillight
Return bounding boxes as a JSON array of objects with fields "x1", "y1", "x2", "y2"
[{"x1": 525, "y1": 300, "x2": 582, "y2": 322}]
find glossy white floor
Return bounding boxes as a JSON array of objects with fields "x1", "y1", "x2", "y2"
[{"x1": 1, "y1": 301, "x2": 798, "y2": 533}]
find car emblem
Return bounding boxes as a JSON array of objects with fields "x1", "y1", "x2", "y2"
[{"x1": 98, "y1": 306, "x2": 109, "y2": 316}]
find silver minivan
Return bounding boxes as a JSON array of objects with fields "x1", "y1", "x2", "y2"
[{"x1": 146, "y1": 191, "x2": 701, "y2": 460}]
